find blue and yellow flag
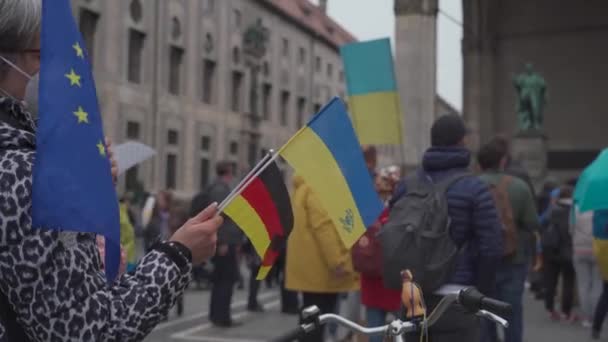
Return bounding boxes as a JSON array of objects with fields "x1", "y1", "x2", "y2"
[
  {"x1": 340, "y1": 38, "x2": 402, "y2": 145},
  {"x1": 32, "y1": 0, "x2": 120, "y2": 282},
  {"x1": 279, "y1": 98, "x2": 384, "y2": 248}
]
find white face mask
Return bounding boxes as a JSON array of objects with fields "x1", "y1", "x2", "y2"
[
  {"x1": 0, "y1": 55, "x2": 35, "y2": 102},
  {"x1": 0, "y1": 55, "x2": 39, "y2": 120},
  {"x1": 23, "y1": 72, "x2": 39, "y2": 119}
]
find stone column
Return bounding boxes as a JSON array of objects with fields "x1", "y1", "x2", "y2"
[
  {"x1": 462, "y1": 0, "x2": 497, "y2": 150},
  {"x1": 394, "y1": 0, "x2": 438, "y2": 166}
]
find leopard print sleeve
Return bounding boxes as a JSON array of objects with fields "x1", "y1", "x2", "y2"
[
  {"x1": 0, "y1": 120, "x2": 192, "y2": 341},
  {"x1": 0, "y1": 230, "x2": 192, "y2": 341}
]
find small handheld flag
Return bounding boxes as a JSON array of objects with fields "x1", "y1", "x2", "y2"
[
  {"x1": 32, "y1": 0, "x2": 120, "y2": 282},
  {"x1": 278, "y1": 97, "x2": 384, "y2": 248},
  {"x1": 340, "y1": 38, "x2": 403, "y2": 145},
  {"x1": 222, "y1": 158, "x2": 294, "y2": 279}
]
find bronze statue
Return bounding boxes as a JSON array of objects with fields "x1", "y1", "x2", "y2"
[{"x1": 513, "y1": 63, "x2": 547, "y2": 132}]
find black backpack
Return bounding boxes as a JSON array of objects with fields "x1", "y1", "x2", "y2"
[{"x1": 378, "y1": 172, "x2": 471, "y2": 292}]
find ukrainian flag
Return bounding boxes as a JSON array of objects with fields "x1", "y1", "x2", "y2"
[
  {"x1": 340, "y1": 38, "x2": 402, "y2": 145},
  {"x1": 593, "y1": 209, "x2": 608, "y2": 280},
  {"x1": 279, "y1": 98, "x2": 384, "y2": 248}
]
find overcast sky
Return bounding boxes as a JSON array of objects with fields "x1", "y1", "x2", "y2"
[{"x1": 312, "y1": 0, "x2": 463, "y2": 111}]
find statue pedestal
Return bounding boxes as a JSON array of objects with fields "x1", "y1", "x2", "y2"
[{"x1": 511, "y1": 132, "x2": 548, "y2": 192}]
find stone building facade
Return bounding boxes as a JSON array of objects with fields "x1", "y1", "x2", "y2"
[{"x1": 72, "y1": 0, "x2": 354, "y2": 197}]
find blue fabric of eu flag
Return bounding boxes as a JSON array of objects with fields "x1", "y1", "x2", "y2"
[{"x1": 32, "y1": 0, "x2": 120, "y2": 282}]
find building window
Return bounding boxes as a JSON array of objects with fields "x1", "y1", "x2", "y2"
[
  {"x1": 263, "y1": 61, "x2": 270, "y2": 76},
  {"x1": 169, "y1": 46, "x2": 184, "y2": 95},
  {"x1": 203, "y1": 0, "x2": 215, "y2": 12},
  {"x1": 165, "y1": 153, "x2": 177, "y2": 189},
  {"x1": 127, "y1": 29, "x2": 145, "y2": 83},
  {"x1": 314, "y1": 103, "x2": 322, "y2": 114},
  {"x1": 297, "y1": 97, "x2": 306, "y2": 127},
  {"x1": 126, "y1": 121, "x2": 140, "y2": 140},
  {"x1": 171, "y1": 17, "x2": 182, "y2": 40},
  {"x1": 199, "y1": 134, "x2": 212, "y2": 189},
  {"x1": 232, "y1": 47, "x2": 240, "y2": 65},
  {"x1": 199, "y1": 158, "x2": 210, "y2": 189},
  {"x1": 231, "y1": 71, "x2": 243, "y2": 112},
  {"x1": 315, "y1": 56, "x2": 321, "y2": 73},
  {"x1": 229, "y1": 141, "x2": 239, "y2": 155},
  {"x1": 262, "y1": 83, "x2": 272, "y2": 120},
  {"x1": 130, "y1": 0, "x2": 143, "y2": 22},
  {"x1": 280, "y1": 91, "x2": 290, "y2": 127},
  {"x1": 232, "y1": 9, "x2": 242, "y2": 28},
  {"x1": 327, "y1": 63, "x2": 333, "y2": 78},
  {"x1": 202, "y1": 59, "x2": 216, "y2": 104},
  {"x1": 79, "y1": 9, "x2": 99, "y2": 66},
  {"x1": 298, "y1": 47, "x2": 306, "y2": 64},
  {"x1": 282, "y1": 38, "x2": 289, "y2": 57},
  {"x1": 167, "y1": 129, "x2": 179, "y2": 145},
  {"x1": 201, "y1": 136, "x2": 211, "y2": 151}
]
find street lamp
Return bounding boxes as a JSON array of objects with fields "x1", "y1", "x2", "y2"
[{"x1": 242, "y1": 18, "x2": 269, "y2": 169}]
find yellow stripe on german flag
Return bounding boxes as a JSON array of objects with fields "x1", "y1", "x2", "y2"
[{"x1": 223, "y1": 160, "x2": 293, "y2": 279}]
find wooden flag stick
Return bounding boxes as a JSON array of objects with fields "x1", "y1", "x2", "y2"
[{"x1": 218, "y1": 150, "x2": 279, "y2": 213}]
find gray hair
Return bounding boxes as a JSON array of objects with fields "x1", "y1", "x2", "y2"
[{"x1": 0, "y1": 0, "x2": 42, "y2": 76}]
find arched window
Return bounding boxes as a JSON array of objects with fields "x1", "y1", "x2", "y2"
[
  {"x1": 232, "y1": 46, "x2": 241, "y2": 65},
  {"x1": 171, "y1": 17, "x2": 182, "y2": 40},
  {"x1": 129, "y1": 0, "x2": 143, "y2": 22}
]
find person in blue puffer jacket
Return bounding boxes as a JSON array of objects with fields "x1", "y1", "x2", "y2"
[{"x1": 391, "y1": 114, "x2": 504, "y2": 342}]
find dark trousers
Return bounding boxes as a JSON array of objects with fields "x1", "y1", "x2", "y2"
[
  {"x1": 277, "y1": 253, "x2": 299, "y2": 313},
  {"x1": 248, "y1": 262, "x2": 261, "y2": 309},
  {"x1": 299, "y1": 292, "x2": 338, "y2": 342},
  {"x1": 209, "y1": 245, "x2": 239, "y2": 324},
  {"x1": 405, "y1": 295, "x2": 480, "y2": 342},
  {"x1": 543, "y1": 257, "x2": 575, "y2": 315},
  {"x1": 593, "y1": 282, "x2": 608, "y2": 333},
  {"x1": 482, "y1": 262, "x2": 528, "y2": 342}
]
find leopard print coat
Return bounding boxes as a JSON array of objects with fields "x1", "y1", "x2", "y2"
[{"x1": 0, "y1": 96, "x2": 192, "y2": 341}]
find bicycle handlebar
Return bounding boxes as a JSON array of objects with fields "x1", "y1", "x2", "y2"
[
  {"x1": 271, "y1": 288, "x2": 511, "y2": 342},
  {"x1": 459, "y1": 288, "x2": 512, "y2": 318}
]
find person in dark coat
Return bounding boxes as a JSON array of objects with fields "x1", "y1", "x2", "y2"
[
  {"x1": 190, "y1": 161, "x2": 243, "y2": 327},
  {"x1": 543, "y1": 185, "x2": 576, "y2": 321},
  {"x1": 391, "y1": 114, "x2": 504, "y2": 342}
]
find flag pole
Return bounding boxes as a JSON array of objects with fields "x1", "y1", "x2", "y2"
[
  {"x1": 216, "y1": 152, "x2": 271, "y2": 210},
  {"x1": 218, "y1": 150, "x2": 279, "y2": 213}
]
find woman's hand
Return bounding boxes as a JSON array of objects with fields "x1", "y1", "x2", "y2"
[
  {"x1": 170, "y1": 203, "x2": 223, "y2": 265},
  {"x1": 105, "y1": 136, "x2": 118, "y2": 185}
]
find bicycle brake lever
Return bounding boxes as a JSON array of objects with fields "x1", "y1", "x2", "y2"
[{"x1": 477, "y1": 310, "x2": 509, "y2": 328}]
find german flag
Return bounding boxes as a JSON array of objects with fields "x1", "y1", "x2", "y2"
[{"x1": 223, "y1": 160, "x2": 293, "y2": 279}]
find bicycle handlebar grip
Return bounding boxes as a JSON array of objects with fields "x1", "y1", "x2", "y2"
[
  {"x1": 270, "y1": 326, "x2": 305, "y2": 342},
  {"x1": 480, "y1": 297, "x2": 512, "y2": 318},
  {"x1": 459, "y1": 288, "x2": 512, "y2": 318}
]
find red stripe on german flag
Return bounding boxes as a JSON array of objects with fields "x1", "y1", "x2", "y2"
[{"x1": 223, "y1": 160, "x2": 293, "y2": 279}]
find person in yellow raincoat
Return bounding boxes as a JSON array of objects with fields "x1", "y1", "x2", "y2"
[
  {"x1": 119, "y1": 199, "x2": 137, "y2": 272},
  {"x1": 285, "y1": 175, "x2": 359, "y2": 342}
]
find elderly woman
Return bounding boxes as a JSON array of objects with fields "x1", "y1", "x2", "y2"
[{"x1": 0, "y1": 1, "x2": 222, "y2": 341}]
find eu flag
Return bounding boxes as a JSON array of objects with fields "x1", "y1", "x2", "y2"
[{"x1": 32, "y1": 0, "x2": 120, "y2": 282}]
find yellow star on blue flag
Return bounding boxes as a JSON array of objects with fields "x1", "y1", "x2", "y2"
[{"x1": 32, "y1": 0, "x2": 120, "y2": 282}]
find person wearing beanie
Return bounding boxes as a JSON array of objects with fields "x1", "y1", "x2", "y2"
[{"x1": 391, "y1": 114, "x2": 504, "y2": 342}]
